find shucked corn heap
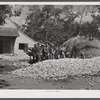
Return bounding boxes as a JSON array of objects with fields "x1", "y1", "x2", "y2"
[{"x1": 11, "y1": 57, "x2": 100, "y2": 80}]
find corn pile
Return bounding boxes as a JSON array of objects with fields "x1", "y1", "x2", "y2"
[
  {"x1": 11, "y1": 57, "x2": 100, "y2": 80},
  {"x1": 1, "y1": 50, "x2": 30, "y2": 61},
  {"x1": 13, "y1": 61, "x2": 30, "y2": 68},
  {"x1": 14, "y1": 50, "x2": 30, "y2": 61}
]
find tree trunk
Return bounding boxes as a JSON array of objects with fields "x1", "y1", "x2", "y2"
[{"x1": 78, "y1": 6, "x2": 86, "y2": 36}]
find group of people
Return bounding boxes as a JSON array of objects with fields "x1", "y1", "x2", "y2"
[{"x1": 28, "y1": 43, "x2": 85, "y2": 64}]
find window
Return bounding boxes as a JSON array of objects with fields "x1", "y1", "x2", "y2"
[{"x1": 19, "y1": 43, "x2": 28, "y2": 52}]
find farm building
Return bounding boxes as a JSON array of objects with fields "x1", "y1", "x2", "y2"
[
  {"x1": 14, "y1": 29, "x2": 37, "y2": 53},
  {"x1": 0, "y1": 17, "x2": 38, "y2": 55},
  {"x1": 0, "y1": 26, "x2": 37, "y2": 55}
]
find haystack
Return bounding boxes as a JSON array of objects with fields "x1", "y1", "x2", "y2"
[
  {"x1": 62, "y1": 35, "x2": 100, "y2": 58},
  {"x1": 62, "y1": 35, "x2": 93, "y2": 50}
]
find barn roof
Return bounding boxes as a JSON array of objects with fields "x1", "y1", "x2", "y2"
[{"x1": 0, "y1": 27, "x2": 19, "y2": 37}]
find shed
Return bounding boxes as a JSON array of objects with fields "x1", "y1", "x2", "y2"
[
  {"x1": 0, "y1": 26, "x2": 38, "y2": 55},
  {"x1": 0, "y1": 18, "x2": 38, "y2": 55}
]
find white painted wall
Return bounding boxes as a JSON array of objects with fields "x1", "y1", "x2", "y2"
[{"x1": 14, "y1": 30, "x2": 37, "y2": 53}]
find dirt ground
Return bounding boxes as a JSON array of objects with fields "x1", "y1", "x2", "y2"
[{"x1": 0, "y1": 74, "x2": 100, "y2": 90}]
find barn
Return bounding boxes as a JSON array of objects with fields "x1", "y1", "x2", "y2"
[
  {"x1": 0, "y1": 26, "x2": 37, "y2": 55},
  {"x1": 0, "y1": 17, "x2": 38, "y2": 55}
]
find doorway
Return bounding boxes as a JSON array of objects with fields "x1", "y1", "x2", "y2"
[{"x1": 0, "y1": 41, "x2": 3, "y2": 54}]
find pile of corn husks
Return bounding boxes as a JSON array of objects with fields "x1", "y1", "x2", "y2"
[
  {"x1": 0, "y1": 50, "x2": 30, "y2": 61},
  {"x1": 11, "y1": 57, "x2": 100, "y2": 80}
]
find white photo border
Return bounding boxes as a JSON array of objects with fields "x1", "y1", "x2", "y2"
[{"x1": 0, "y1": 1, "x2": 100, "y2": 98}]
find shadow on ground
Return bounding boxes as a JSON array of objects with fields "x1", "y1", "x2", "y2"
[{"x1": 0, "y1": 79, "x2": 10, "y2": 88}]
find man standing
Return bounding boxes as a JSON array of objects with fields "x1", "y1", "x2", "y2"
[{"x1": 32, "y1": 44, "x2": 39, "y2": 63}]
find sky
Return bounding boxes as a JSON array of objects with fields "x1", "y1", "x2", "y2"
[{"x1": 4, "y1": 5, "x2": 98, "y2": 27}]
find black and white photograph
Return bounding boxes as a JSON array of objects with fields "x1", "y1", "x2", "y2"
[{"x1": 1, "y1": 3, "x2": 100, "y2": 90}]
